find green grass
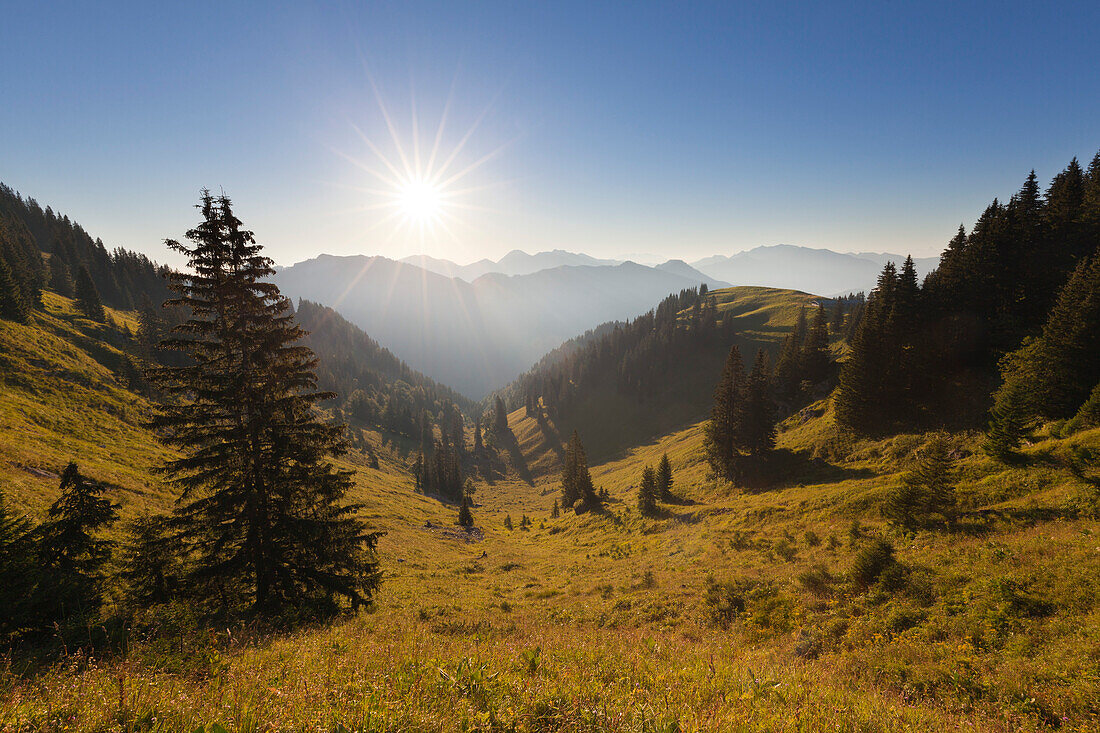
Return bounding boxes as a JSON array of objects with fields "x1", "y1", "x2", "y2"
[
  {"x1": 2, "y1": 291, "x2": 1099, "y2": 731},
  {"x1": 0, "y1": 292, "x2": 175, "y2": 520}
]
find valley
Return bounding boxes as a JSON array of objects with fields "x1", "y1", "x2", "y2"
[
  {"x1": 5, "y1": 6, "x2": 1100, "y2": 731},
  {"x1": 3, "y1": 278, "x2": 1098, "y2": 731}
]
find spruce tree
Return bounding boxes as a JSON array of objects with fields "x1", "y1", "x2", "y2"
[
  {"x1": 37, "y1": 463, "x2": 119, "y2": 622},
  {"x1": 457, "y1": 494, "x2": 474, "y2": 528},
  {"x1": 656, "y1": 453, "x2": 674, "y2": 501},
  {"x1": 638, "y1": 465, "x2": 658, "y2": 517},
  {"x1": 742, "y1": 349, "x2": 778, "y2": 455},
  {"x1": 836, "y1": 262, "x2": 918, "y2": 434},
  {"x1": 49, "y1": 255, "x2": 74, "y2": 297},
  {"x1": 561, "y1": 430, "x2": 598, "y2": 510},
  {"x1": 1065, "y1": 381, "x2": 1100, "y2": 434},
  {"x1": 0, "y1": 222, "x2": 42, "y2": 316},
  {"x1": 704, "y1": 345, "x2": 746, "y2": 479},
  {"x1": 773, "y1": 307, "x2": 807, "y2": 403},
  {"x1": 986, "y1": 252, "x2": 1100, "y2": 456},
  {"x1": 494, "y1": 396, "x2": 509, "y2": 434},
  {"x1": 149, "y1": 191, "x2": 381, "y2": 614},
  {"x1": 0, "y1": 489, "x2": 36, "y2": 638},
  {"x1": 551, "y1": 498, "x2": 560, "y2": 518},
  {"x1": 74, "y1": 264, "x2": 105, "y2": 321},
  {"x1": 830, "y1": 298, "x2": 845, "y2": 333},
  {"x1": 800, "y1": 304, "x2": 831, "y2": 387},
  {"x1": 884, "y1": 433, "x2": 956, "y2": 528},
  {"x1": 119, "y1": 514, "x2": 180, "y2": 606},
  {"x1": 985, "y1": 351, "x2": 1036, "y2": 459},
  {"x1": 0, "y1": 254, "x2": 28, "y2": 322}
]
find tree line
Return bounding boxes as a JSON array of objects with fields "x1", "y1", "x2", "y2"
[
  {"x1": 0, "y1": 182, "x2": 175, "y2": 317},
  {"x1": 836, "y1": 152, "x2": 1100, "y2": 439}
]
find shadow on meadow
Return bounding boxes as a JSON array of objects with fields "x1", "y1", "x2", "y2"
[{"x1": 738, "y1": 448, "x2": 877, "y2": 492}]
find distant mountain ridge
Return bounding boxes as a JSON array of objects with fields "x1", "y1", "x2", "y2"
[
  {"x1": 398, "y1": 245, "x2": 939, "y2": 295},
  {"x1": 400, "y1": 249, "x2": 621, "y2": 280},
  {"x1": 690, "y1": 245, "x2": 939, "y2": 295}
]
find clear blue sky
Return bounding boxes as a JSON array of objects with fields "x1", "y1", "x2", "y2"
[{"x1": 2, "y1": 1, "x2": 1098, "y2": 266}]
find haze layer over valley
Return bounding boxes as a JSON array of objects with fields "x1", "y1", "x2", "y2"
[
  {"x1": 276, "y1": 245, "x2": 938, "y2": 397},
  {"x1": 274, "y1": 254, "x2": 727, "y2": 398}
]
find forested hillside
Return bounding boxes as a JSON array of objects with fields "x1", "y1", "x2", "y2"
[
  {"x1": 496, "y1": 285, "x2": 861, "y2": 461},
  {"x1": 2, "y1": 154, "x2": 1100, "y2": 732},
  {"x1": 295, "y1": 299, "x2": 473, "y2": 440},
  {"x1": 837, "y1": 152, "x2": 1100, "y2": 436},
  {"x1": 0, "y1": 183, "x2": 173, "y2": 314}
]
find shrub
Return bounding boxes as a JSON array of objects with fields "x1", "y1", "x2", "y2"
[
  {"x1": 773, "y1": 538, "x2": 797, "y2": 562},
  {"x1": 702, "y1": 576, "x2": 748, "y2": 628},
  {"x1": 797, "y1": 564, "x2": 833, "y2": 597},
  {"x1": 804, "y1": 530, "x2": 821, "y2": 547},
  {"x1": 848, "y1": 519, "x2": 863, "y2": 546},
  {"x1": 851, "y1": 538, "x2": 897, "y2": 590}
]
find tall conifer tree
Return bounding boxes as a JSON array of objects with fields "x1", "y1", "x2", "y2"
[
  {"x1": 800, "y1": 304, "x2": 831, "y2": 387},
  {"x1": 49, "y1": 256, "x2": 74, "y2": 297},
  {"x1": 638, "y1": 465, "x2": 658, "y2": 516},
  {"x1": 149, "y1": 191, "x2": 381, "y2": 613},
  {"x1": 742, "y1": 349, "x2": 778, "y2": 455},
  {"x1": 37, "y1": 463, "x2": 119, "y2": 622},
  {"x1": 656, "y1": 453, "x2": 674, "y2": 501},
  {"x1": 0, "y1": 254, "x2": 28, "y2": 322},
  {"x1": 704, "y1": 345, "x2": 746, "y2": 479},
  {"x1": 0, "y1": 489, "x2": 36, "y2": 637},
  {"x1": 74, "y1": 264, "x2": 105, "y2": 321},
  {"x1": 561, "y1": 430, "x2": 598, "y2": 509}
]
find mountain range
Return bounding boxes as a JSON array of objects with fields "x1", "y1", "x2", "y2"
[
  {"x1": 273, "y1": 256, "x2": 727, "y2": 399},
  {"x1": 276, "y1": 245, "x2": 940, "y2": 398},
  {"x1": 400, "y1": 244, "x2": 939, "y2": 295},
  {"x1": 691, "y1": 245, "x2": 939, "y2": 295},
  {"x1": 399, "y1": 249, "x2": 623, "y2": 280}
]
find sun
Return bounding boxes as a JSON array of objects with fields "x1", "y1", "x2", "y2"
[
  {"x1": 396, "y1": 178, "x2": 444, "y2": 222},
  {"x1": 335, "y1": 76, "x2": 513, "y2": 249}
]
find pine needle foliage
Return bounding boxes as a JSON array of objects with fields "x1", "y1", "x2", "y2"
[
  {"x1": 638, "y1": 465, "x2": 658, "y2": 517},
  {"x1": 704, "y1": 345, "x2": 746, "y2": 479},
  {"x1": 561, "y1": 430, "x2": 599, "y2": 510},
  {"x1": 704, "y1": 346, "x2": 777, "y2": 480},
  {"x1": 119, "y1": 514, "x2": 181, "y2": 607},
  {"x1": 457, "y1": 494, "x2": 474, "y2": 528},
  {"x1": 883, "y1": 433, "x2": 957, "y2": 529},
  {"x1": 987, "y1": 253, "x2": 1100, "y2": 455},
  {"x1": 148, "y1": 191, "x2": 381, "y2": 616},
  {"x1": 37, "y1": 462, "x2": 119, "y2": 622},
  {"x1": 74, "y1": 264, "x2": 105, "y2": 321},
  {"x1": 0, "y1": 489, "x2": 37, "y2": 638},
  {"x1": 656, "y1": 453, "x2": 673, "y2": 501}
]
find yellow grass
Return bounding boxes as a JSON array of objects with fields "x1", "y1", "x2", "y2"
[{"x1": 2, "y1": 291, "x2": 1099, "y2": 731}]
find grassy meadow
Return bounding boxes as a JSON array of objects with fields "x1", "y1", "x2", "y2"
[{"x1": 2, "y1": 291, "x2": 1100, "y2": 732}]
